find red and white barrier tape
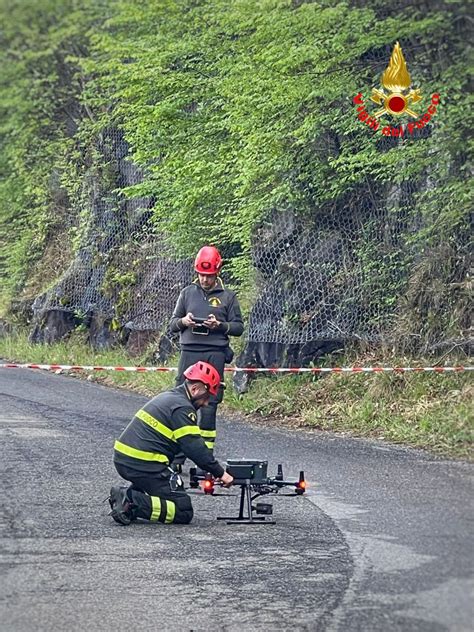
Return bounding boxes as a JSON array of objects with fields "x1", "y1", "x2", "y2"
[{"x1": 0, "y1": 363, "x2": 472, "y2": 373}]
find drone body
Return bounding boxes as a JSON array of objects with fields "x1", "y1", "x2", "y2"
[{"x1": 189, "y1": 459, "x2": 307, "y2": 525}]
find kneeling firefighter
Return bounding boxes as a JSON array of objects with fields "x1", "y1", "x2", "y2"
[{"x1": 109, "y1": 361, "x2": 233, "y2": 525}]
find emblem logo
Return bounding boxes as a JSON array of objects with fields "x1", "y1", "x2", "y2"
[
  {"x1": 370, "y1": 42, "x2": 422, "y2": 119},
  {"x1": 209, "y1": 297, "x2": 221, "y2": 307},
  {"x1": 353, "y1": 42, "x2": 440, "y2": 136}
]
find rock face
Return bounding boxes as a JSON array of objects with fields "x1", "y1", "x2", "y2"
[{"x1": 30, "y1": 309, "x2": 78, "y2": 344}]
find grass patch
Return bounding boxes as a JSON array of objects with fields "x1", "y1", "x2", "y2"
[
  {"x1": 0, "y1": 331, "x2": 472, "y2": 460},
  {"x1": 226, "y1": 371, "x2": 473, "y2": 459},
  {"x1": 0, "y1": 330, "x2": 176, "y2": 396}
]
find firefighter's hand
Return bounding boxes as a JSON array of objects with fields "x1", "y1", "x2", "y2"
[
  {"x1": 204, "y1": 314, "x2": 220, "y2": 330},
  {"x1": 218, "y1": 472, "x2": 234, "y2": 487},
  {"x1": 181, "y1": 312, "x2": 196, "y2": 327}
]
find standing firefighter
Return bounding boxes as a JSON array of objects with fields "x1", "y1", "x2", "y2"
[
  {"x1": 109, "y1": 361, "x2": 233, "y2": 525},
  {"x1": 169, "y1": 246, "x2": 244, "y2": 462}
]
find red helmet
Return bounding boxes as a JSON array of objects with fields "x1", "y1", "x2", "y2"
[
  {"x1": 194, "y1": 246, "x2": 222, "y2": 275},
  {"x1": 183, "y1": 361, "x2": 221, "y2": 396}
]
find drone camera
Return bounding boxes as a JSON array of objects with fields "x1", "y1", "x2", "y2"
[{"x1": 256, "y1": 502, "x2": 273, "y2": 515}]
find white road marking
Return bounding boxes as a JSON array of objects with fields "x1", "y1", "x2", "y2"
[{"x1": 0, "y1": 415, "x2": 64, "y2": 437}]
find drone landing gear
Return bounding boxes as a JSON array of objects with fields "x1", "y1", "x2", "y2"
[{"x1": 217, "y1": 480, "x2": 275, "y2": 525}]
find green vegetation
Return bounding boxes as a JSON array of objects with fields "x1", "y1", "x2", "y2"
[
  {"x1": 82, "y1": 0, "x2": 471, "y2": 292},
  {"x1": 0, "y1": 330, "x2": 175, "y2": 394},
  {"x1": 0, "y1": 331, "x2": 471, "y2": 460},
  {"x1": 226, "y1": 369, "x2": 472, "y2": 460},
  {"x1": 0, "y1": 0, "x2": 97, "y2": 311}
]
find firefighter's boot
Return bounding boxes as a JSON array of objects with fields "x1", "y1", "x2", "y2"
[{"x1": 108, "y1": 486, "x2": 134, "y2": 525}]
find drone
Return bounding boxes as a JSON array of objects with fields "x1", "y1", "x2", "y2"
[{"x1": 189, "y1": 459, "x2": 307, "y2": 525}]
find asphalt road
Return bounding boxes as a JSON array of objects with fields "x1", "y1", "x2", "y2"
[{"x1": 0, "y1": 368, "x2": 472, "y2": 631}]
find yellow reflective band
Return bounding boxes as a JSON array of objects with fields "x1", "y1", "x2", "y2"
[
  {"x1": 150, "y1": 496, "x2": 161, "y2": 522},
  {"x1": 165, "y1": 500, "x2": 176, "y2": 524},
  {"x1": 200, "y1": 429, "x2": 217, "y2": 438},
  {"x1": 136, "y1": 409, "x2": 176, "y2": 442},
  {"x1": 204, "y1": 440, "x2": 214, "y2": 449},
  {"x1": 114, "y1": 440, "x2": 169, "y2": 463},
  {"x1": 174, "y1": 425, "x2": 201, "y2": 440}
]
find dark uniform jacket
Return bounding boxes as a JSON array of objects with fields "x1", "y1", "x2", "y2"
[
  {"x1": 113, "y1": 384, "x2": 225, "y2": 478},
  {"x1": 169, "y1": 278, "x2": 244, "y2": 350}
]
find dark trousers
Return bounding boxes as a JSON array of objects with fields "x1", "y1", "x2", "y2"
[
  {"x1": 176, "y1": 348, "x2": 226, "y2": 451},
  {"x1": 115, "y1": 462, "x2": 193, "y2": 524}
]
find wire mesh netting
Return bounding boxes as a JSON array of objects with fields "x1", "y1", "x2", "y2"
[
  {"x1": 32, "y1": 129, "x2": 194, "y2": 337},
  {"x1": 247, "y1": 188, "x2": 420, "y2": 345}
]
